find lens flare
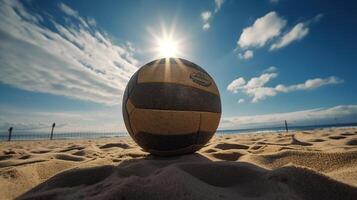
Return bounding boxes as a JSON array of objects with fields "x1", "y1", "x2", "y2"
[
  {"x1": 157, "y1": 38, "x2": 178, "y2": 58},
  {"x1": 147, "y1": 20, "x2": 187, "y2": 59}
]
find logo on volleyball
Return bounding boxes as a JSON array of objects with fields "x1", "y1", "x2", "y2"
[{"x1": 189, "y1": 72, "x2": 212, "y2": 87}]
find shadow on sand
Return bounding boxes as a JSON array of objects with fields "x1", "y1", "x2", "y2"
[{"x1": 17, "y1": 153, "x2": 357, "y2": 200}]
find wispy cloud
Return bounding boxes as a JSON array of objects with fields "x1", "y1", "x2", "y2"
[
  {"x1": 200, "y1": 0, "x2": 225, "y2": 30},
  {"x1": 220, "y1": 105, "x2": 357, "y2": 129},
  {"x1": 270, "y1": 22, "x2": 309, "y2": 50},
  {"x1": 201, "y1": 11, "x2": 212, "y2": 31},
  {"x1": 270, "y1": 13, "x2": 324, "y2": 51},
  {"x1": 275, "y1": 76, "x2": 342, "y2": 92},
  {"x1": 214, "y1": 0, "x2": 224, "y2": 13},
  {"x1": 238, "y1": 50, "x2": 254, "y2": 60},
  {"x1": 312, "y1": 13, "x2": 324, "y2": 23},
  {"x1": 238, "y1": 98, "x2": 245, "y2": 104},
  {"x1": 227, "y1": 67, "x2": 343, "y2": 102},
  {"x1": 0, "y1": 0, "x2": 138, "y2": 105},
  {"x1": 262, "y1": 66, "x2": 278, "y2": 73},
  {"x1": 58, "y1": 2, "x2": 78, "y2": 17}
]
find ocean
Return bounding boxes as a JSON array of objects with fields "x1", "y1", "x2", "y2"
[
  {"x1": 1, "y1": 122, "x2": 356, "y2": 141},
  {"x1": 216, "y1": 122, "x2": 357, "y2": 135}
]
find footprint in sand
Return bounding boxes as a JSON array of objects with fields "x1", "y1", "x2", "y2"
[
  {"x1": 30, "y1": 149, "x2": 52, "y2": 154},
  {"x1": 213, "y1": 143, "x2": 249, "y2": 150},
  {"x1": 345, "y1": 139, "x2": 357, "y2": 146},
  {"x1": 19, "y1": 154, "x2": 31, "y2": 159},
  {"x1": 3, "y1": 149, "x2": 16, "y2": 155},
  {"x1": 71, "y1": 150, "x2": 88, "y2": 156},
  {"x1": 328, "y1": 136, "x2": 346, "y2": 140},
  {"x1": 308, "y1": 139, "x2": 325, "y2": 143},
  {"x1": 59, "y1": 145, "x2": 85, "y2": 153},
  {"x1": 301, "y1": 131, "x2": 312, "y2": 134},
  {"x1": 210, "y1": 150, "x2": 245, "y2": 161},
  {"x1": 54, "y1": 154, "x2": 85, "y2": 162},
  {"x1": 99, "y1": 143, "x2": 130, "y2": 149},
  {"x1": 291, "y1": 135, "x2": 312, "y2": 146},
  {"x1": 250, "y1": 145, "x2": 263, "y2": 150},
  {"x1": 0, "y1": 155, "x2": 13, "y2": 161},
  {"x1": 341, "y1": 132, "x2": 355, "y2": 136}
]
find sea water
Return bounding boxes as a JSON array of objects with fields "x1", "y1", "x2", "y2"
[{"x1": 1, "y1": 122, "x2": 356, "y2": 141}]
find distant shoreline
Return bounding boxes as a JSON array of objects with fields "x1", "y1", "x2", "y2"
[
  {"x1": 0, "y1": 123, "x2": 357, "y2": 141},
  {"x1": 217, "y1": 122, "x2": 357, "y2": 134}
]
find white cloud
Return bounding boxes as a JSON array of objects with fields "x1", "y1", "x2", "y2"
[
  {"x1": 87, "y1": 17, "x2": 97, "y2": 26},
  {"x1": 58, "y1": 2, "x2": 78, "y2": 17},
  {"x1": 246, "y1": 72, "x2": 277, "y2": 89},
  {"x1": 270, "y1": 14, "x2": 323, "y2": 51},
  {"x1": 235, "y1": 12, "x2": 323, "y2": 58},
  {"x1": 238, "y1": 98, "x2": 245, "y2": 104},
  {"x1": 238, "y1": 11, "x2": 287, "y2": 49},
  {"x1": 214, "y1": 0, "x2": 224, "y2": 12},
  {"x1": 201, "y1": 11, "x2": 212, "y2": 30},
  {"x1": 275, "y1": 76, "x2": 343, "y2": 92},
  {"x1": 227, "y1": 77, "x2": 246, "y2": 93},
  {"x1": 220, "y1": 105, "x2": 357, "y2": 129},
  {"x1": 270, "y1": 22, "x2": 309, "y2": 50},
  {"x1": 58, "y1": 2, "x2": 90, "y2": 28},
  {"x1": 227, "y1": 67, "x2": 343, "y2": 102},
  {"x1": 203, "y1": 23, "x2": 210, "y2": 30},
  {"x1": 201, "y1": 0, "x2": 225, "y2": 30},
  {"x1": 238, "y1": 50, "x2": 254, "y2": 60},
  {"x1": 201, "y1": 11, "x2": 212, "y2": 21},
  {"x1": 0, "y1": 0, "x2": 138, "y2": 105},
  {"x1": 247, "y1": 87, "x2": 278, "y2": 103},
  {"x1": 262, "y1": 66, "x2": 278, "y2": 73}
]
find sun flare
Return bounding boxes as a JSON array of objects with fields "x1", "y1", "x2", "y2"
[
  {"x1": 157, "y1": 38, "x2": 179, "y2": 58},
  {"x1": 147, "y1": 22, "x2": 186, "y2": 59}
]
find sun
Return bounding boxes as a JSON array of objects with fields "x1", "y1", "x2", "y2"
[
  {"x1": 157, "y1": 37, "x2": 179, "y2": 58},
  {"x1": 147, "y1": 21, "x2": 186, "y2": 59}
]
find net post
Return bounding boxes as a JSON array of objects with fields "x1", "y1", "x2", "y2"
[
  {"x1": 8, "y1": 127, "x2": 13, "y2": 141},
  {"x1": 50, "y1": 123, "x2": 56, "y2": 140}
]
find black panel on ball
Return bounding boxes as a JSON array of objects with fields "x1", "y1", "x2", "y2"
[
  {"x1": 135, "y1": 132, "x2": 197, "y2": 151},
  {"x1": 130, "y1": 83, "x2": 221, "y2": 113}
]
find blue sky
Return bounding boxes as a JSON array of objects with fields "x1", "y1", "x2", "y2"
[{"x1": 0, "y1": 0, "x2": 357, "y2": 132}]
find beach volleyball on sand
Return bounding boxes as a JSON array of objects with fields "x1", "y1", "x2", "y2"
[
  {"x1": 122, "y1": 58, "x2": 221, "y2": 156},
  {"x1": 1, "y1": 1, "x2": 357, "y2": 199}
]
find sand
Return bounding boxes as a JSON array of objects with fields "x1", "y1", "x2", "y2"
[{"x1": 1, "y1": 128, "x2": 357, "y2": 200}]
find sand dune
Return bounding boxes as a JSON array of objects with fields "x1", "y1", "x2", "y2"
[{"x1": 0, "y1": 128, "x2": 356, "y2": 200}]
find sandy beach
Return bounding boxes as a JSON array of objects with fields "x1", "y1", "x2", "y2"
[{"x1": 1, "y1": 127, "x2": 357, "y2": 200}]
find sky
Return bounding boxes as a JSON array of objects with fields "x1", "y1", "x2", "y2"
[{"x1": 0, "y1": 0, "x2": 357, "y2": 132}]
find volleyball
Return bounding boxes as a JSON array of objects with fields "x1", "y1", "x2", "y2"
[{"x1": 122, "y1": 58, "x2": 221, "y2": 156}]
